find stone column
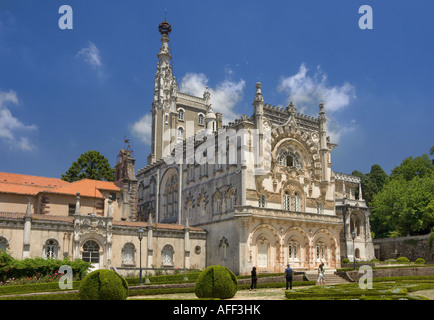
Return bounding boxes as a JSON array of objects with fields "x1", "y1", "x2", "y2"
[
  {"x1": 147, "y1": 212, "x2": 153, "y2": 268},
  {"x1": 72, "y1": 193, "x2": 81, "y2": 260},
  {"x1": 22, "y1": 201, "x2": 32, "y2": 259},
  {"x1": 184, "y1": 218, "x2": 190, "y2": 271},
  {"x1": 106, "y1": 199, "x2": 113, "y2": 268}
]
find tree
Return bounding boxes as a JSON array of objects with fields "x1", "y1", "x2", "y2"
[
  {"x1": 390, "y1": 154, "x2": 433, "y2": 181},
  {"x1": 430, "y1": 146, "x2": 434, "y2": 164},
  {"x1": 62, "y1": 151, "x2": 114, "y2": 182},
  {"x1": 352, "y1": 164, "x2": 388, "y2": 206},
  {"x1": 371, "y1": 170, "x2": 434, "y2": 238}
]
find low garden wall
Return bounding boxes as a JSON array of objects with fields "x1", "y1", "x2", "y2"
[{"x1": 337, "y1": 266, "x2": 434, "y2": 282}]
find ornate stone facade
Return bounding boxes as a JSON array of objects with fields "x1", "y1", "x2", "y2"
[{"x1": 136, "y1": 18, "x2": 375, "y2": 275}]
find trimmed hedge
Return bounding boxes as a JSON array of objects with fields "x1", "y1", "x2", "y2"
[
  {"x1": 78, "y1": 269, "x2": 128, "y2": 300},
  {"x1": 194, "y1": 265, "x2": 237, "y2": 299}
]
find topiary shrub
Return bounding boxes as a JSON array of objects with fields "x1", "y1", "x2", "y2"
[
  {"x1": 78, "y1": 269, "x2": 128, "y2": 300},
  {"x1": 415, "y1": 258, "x2": 426, "y2": 264},
  {"x1": 396, "y1": 257, "x2": 410, "y2": 263},
  {"x1": 194, "y1": 265, "x2": 237, "y2": 299},
  {"x1": 341, "y1": 258, "x2": 350, "y2": 264}
]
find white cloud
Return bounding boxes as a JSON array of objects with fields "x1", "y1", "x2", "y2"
[
  {"x1": 131, "y1": 113, "x2": 152, "y2": 145},
  {"x1": 278, "y1": 63, "x2": 357, "y2": 142},
  {"x1": 179, "y1": 72, "x2": 245, "y2": 123},
  {"x1": 278, "y1": 63, "x2": 356, "y2": 114},
  {"x1": 76, "y1": 41, "x2": 104, "y2": 77},
  {"x1": 0, "y1": 90, "x2": 37, "y2": 151}
]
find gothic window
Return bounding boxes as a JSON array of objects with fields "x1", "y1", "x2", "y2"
[
  {"x1": 178, "y1": 126, "x2": 184, "y2": 139},
  {"x1": 199, "y1": 198, "x2": 206, "y2": 215},
  {"x1": 150, "y1": 178, "x2": 156, "y2": 196},
  {"x1": 316, "y1": 240, "x2": 326, "y2": 261},
  {"x1": 161, "y1": 244, "x2": 174, "y2": 266},
  {"x1": 138, "y1": 182, "x2": 145, "y2": 200},
  {"x1": 122, "y1": 243, "x2": 135, "y2": 265},
  {"x1": 227, "y1": 193, "x2": 235, "y2": 211},
  {"x1": 0, "y1": 237, "x2": 8, "y2": 252},
  {"x1": 278, "y1": 149, "x2": 302, "y2": 169},
  {"x1": 288, "y1": 239, "x2": 298, "y2": 260},
  {"x1": 198, "y1": 113, "x2": 204, "y2": 126},
  {"x1": 284, "y1": 191, "x2": 291, "y2": 210},
  {"x1": 259, "y1": 195, "x2": 266, "y2": 208},
  {"x1": 163, "y1": 175, "x2": 178, "y2": 219},
  {"x1": 44, "y1": 239, "x2": 59, "y2": 259},
  {"x1": 214, "y1": 193, "x2": 222, "y2": 215},
  {"x1": 294, "y1": 192, "x2": 301, "y2": 211},
  {"x1": 82, "y1": 240, "x2": 100, "y2": 264},
  {"x1": 178, "y1": 109, "x2": 184, "y2": 121}
]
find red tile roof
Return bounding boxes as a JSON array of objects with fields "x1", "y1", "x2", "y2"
[
  {"x1": 45, "y1": 179, "x2": 120, "y2": 198},
  {"x1": 0, "y1": 172, "x2": 68, "y2": 196},
  {"x1": 0, "y1": 172, "x2": 119, "y2": 198}
]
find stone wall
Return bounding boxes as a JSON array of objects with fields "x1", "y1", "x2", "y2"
[
  {"x1": 373, "y1": 233, "x2": 433, "y2": 262},
  {"x1": 340, "y1": 266, "x2": 434, "y2": 282}
]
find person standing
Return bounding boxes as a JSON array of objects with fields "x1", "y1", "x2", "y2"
[
  {"x1": 285, "y1": 264, "x2": 293, "y2": 290},
  {"x1": 316, "y1": 262, "x2": 326, "y2": 285},
  {"x1": 250, "y1": 267, "x2": 257, "y2": 291}
]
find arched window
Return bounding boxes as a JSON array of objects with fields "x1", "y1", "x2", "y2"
[
  {"x1": 284, "y1": 191, "x2": 291, "y2": 210},
  {"x1": 178, "y1": 126, "x2": 184, "y2": 139},
  {"x1": 0, "y1": 237, "x2": 8, "y2": 252},
  {"x1": 288, "y1": 239, "x2": 298, "y2": 260},
  {"x1": 82, "y1": 240, "x2": 100, "y2": 264},
  {"x1": 278, "y1": 149, "x2": 302, "y2": 168},
  {"x1": 161, "y1": 244, "x2": 174, "y2": 266},
  {"x1": 316, "y1": 240, "x2": 326, "y2": 261},
  {"x1": 44, "y1": 239, "x2": 59, "y2": 259},
  {"x1": 163, "y1": 175, "x2": 178, "y2": 219},
  {"x1": 178, "y1": 109, "x2": 184, "y2": 121},
  {"x1": 122, "y1": 243, "x2": 135, "y2": 265},
  {"x1": 198, "y1": 113, "x2": 204, "y2": 125},
  {"x1": 214, "y1": 193, "x2": 222, "y2": 215}
]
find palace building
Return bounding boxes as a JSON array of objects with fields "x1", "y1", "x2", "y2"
[
  {"x1": 135, "y1": 18, "x2": 375, "y2": 274},
  {"x1": 0, "y1": 17, "x2": 374, "y2": 276}
]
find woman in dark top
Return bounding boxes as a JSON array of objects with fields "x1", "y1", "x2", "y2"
[{"x1": 250, "y1": 267, "x2": 257, "y2": 291}]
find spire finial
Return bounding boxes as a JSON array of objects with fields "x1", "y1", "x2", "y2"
[{"x1": 158, "y1": 10, "x2": 172, "y2": 37}]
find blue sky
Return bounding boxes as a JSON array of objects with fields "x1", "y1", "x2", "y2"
[{"x1": 0, "y1": 0, "x2": 433, "y2": 179}]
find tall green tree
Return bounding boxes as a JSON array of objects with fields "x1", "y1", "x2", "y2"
[
  {"x1": 62, "y1": 150, "x2": 115, "y2": 182},
  {"x1": 370, "y1": 153, "x2": 434, "y2": 238},
  {"x1": 390, "y1": 154, "x2": 433, "y2": 181},
  {"x1": 352, "y1": 164, "x2": 388, "y2": 206}
]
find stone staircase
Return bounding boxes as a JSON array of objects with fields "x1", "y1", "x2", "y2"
[{"x1": 305, "y1": 270, "x2": 349, "y2": 285}]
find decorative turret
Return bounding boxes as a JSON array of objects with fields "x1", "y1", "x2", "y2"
[
  {"x1": 204, "y1": 87, "x2": 216, "y2": 132},
  {"x1": 253, "y1": 82, "x2": 264, "y2": 134}
]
